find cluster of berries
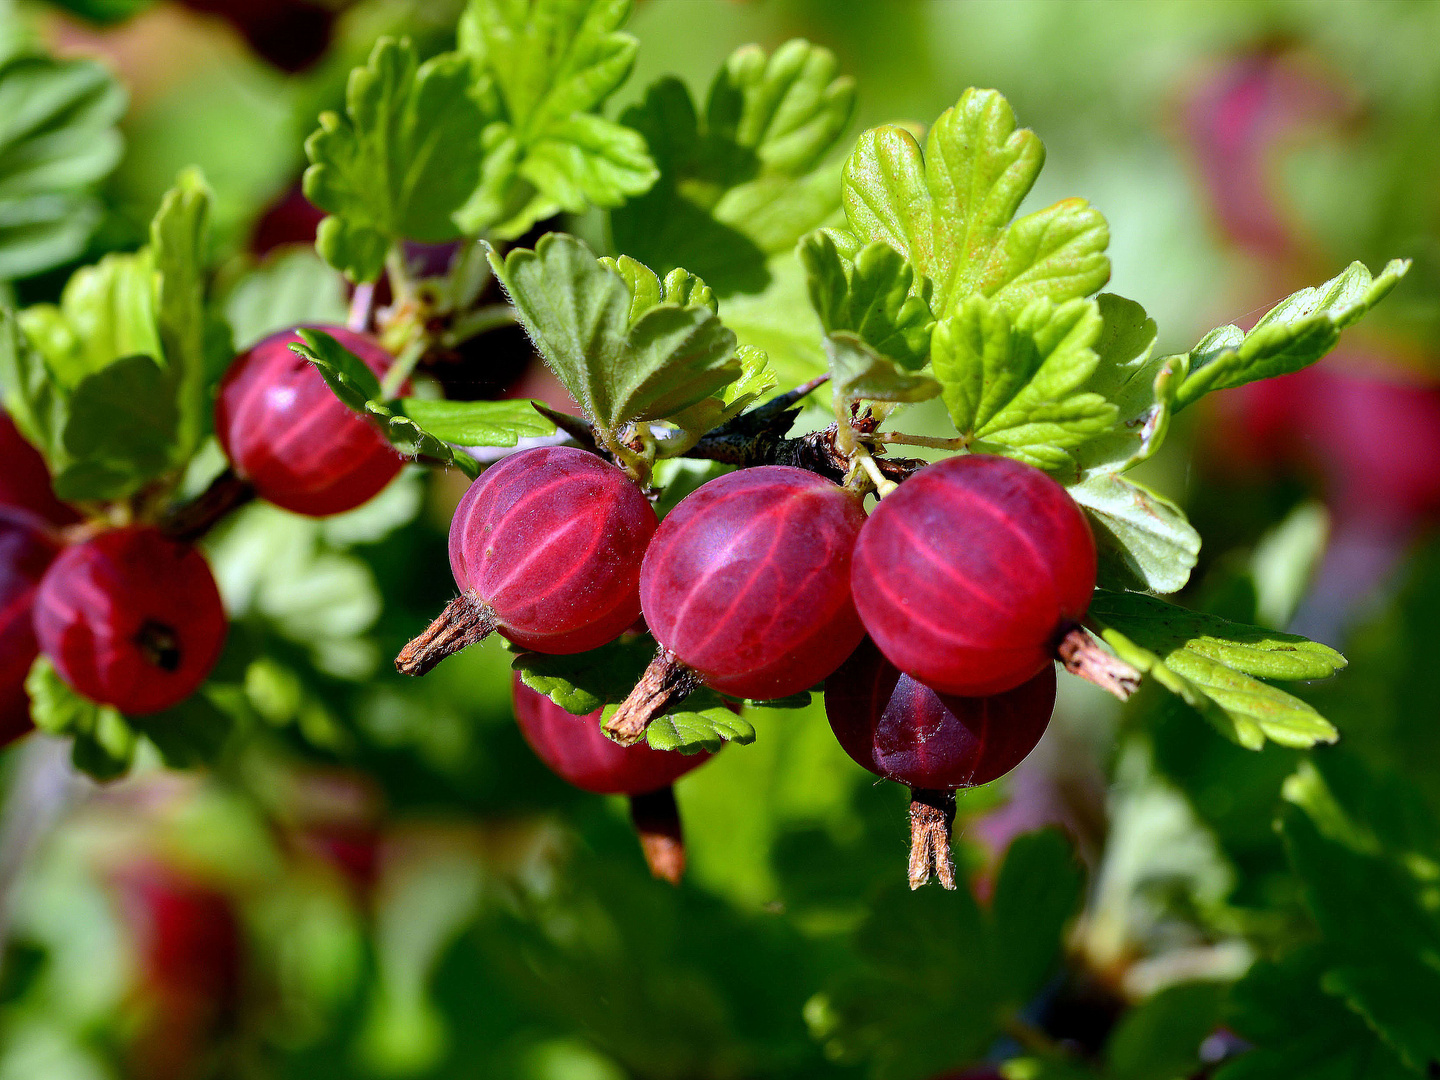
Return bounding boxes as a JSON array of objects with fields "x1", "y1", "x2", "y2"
[
  {"x1": 403, "y1": 442, "x2": 1104, "y2": 888},
  {"x1": 0, "y1": 326, "x2": 403, "y2": 735}
]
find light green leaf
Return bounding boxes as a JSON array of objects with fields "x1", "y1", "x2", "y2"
[
  {"x1": 932, "y1": 295, "x2": 1117, "y2": 472},
  {"x1": 1088, "y1": 590, "x2": 1345, "y2": 750},
  {"x1": 224, "y1": 248, "x2": 349, "y2": 351},
  {"x1": 304, "y1": 37, "x2": 485, "y2": 282},
  {"x1": 641, "y1": 693, "x2": 755, "y2": 754},
  {"x1": 831, "y1": 88, "x2": 1109, "y2": 322},
  {"x1": 455, "y1": 0, "x2": 656, "y2": 239},
  {"x1": 802, "y1": 233, "x2": 934, "y2": 367},
  {"x1": 1252, "y1": 501, "x2": 1329, "y2": 630},
  {"x1": 1068, "y1": 471, "x2": 1200, "y2": 595},
  {"x1": 0, "y1": 304, "x2": 67, "y2": 466},
  {"x1": 0, "y1": 50, "x2": 125, "y2": 281},
  {"x1": 489, "y1": 233, "x2": 744, "y2": 438},
  {"x1": 25, "y1": 655, "x2": 136, "y2": 781},
  {"x1": 397, "y1": 397, "x2": 554, "y2": 447},
  {"x1": 825, "y1": 331, "x2": 940, "y2": 404},
  {"x1": 613, "y1": 39, "x2": 855, "y2": 296},
  {"x1": 150, "y1": 166, "x2": 211, "y2": 459},
  {"x1": 1172, "y1": 258, "x2": 1410, "y2": 412},
  {"x1": 718, "y1": 251, "x2": 828, "y2": 387},
  {"x1": 292, "y1": 330, "x2": 480, "y2": 478},
  {"x1": 667, "y1": 344, "x2": 776, "y2": 446}
]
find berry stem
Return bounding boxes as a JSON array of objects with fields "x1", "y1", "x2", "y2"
[
  {"x1": 159, "y1": 468, "x2": 256, "y2": 543},
  {"x1": 348, "y1": 281, "x2": 376, "y2": 333},
  {"x1": 395, "y1": 592, "x2": 498, "y2": 675},
  {"x1": 628, "y1": 785, "x2": 686, "y2": 886},
  {"x1": 1055, "y1": 623, "x2": 1141, "y2": 700},
  {"x1": 604, "y1": 648, "x2": 700, "y2": 747},
  {"x1": 908, "y1": 788, "x2": 957, "y2": 890},
  {"x1": 866, "y1": 431, "x2": 972, "y2": 451}
]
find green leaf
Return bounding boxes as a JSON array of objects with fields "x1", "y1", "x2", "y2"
[
  {"x1": 831, "y1": 88, "x2": 1109, "y2": 323},
  {"x1": 489, "y1": 233, "x2": 745, "y2": 439},
  {"x1": 825, "y1": 331, "x2": 939, "y2": 404},
  {"x1": 1088, "y1": 590, "x2": 1345, "y2": 750},
  {"x1": 454, "y1": 0, "x2": 656, "y2": 239},
  {"x1": 127, "y1": 689, "x2": 235, "y2": 769},
  {"x1": 53, "y1": 353, "x2": 177, "y2": 501},
  {"x1": 932, "y1": 295, "x2": 1117, "y2": 472},
  {"x1": 1068, "y1": 472, "x2": 1200, "y2": 595},
  {"x1": 1172, "y1": 259, "x2": 1410, "y2": 412},
  {"x1": 25, "y1": 655, "x2": 136, "y2": 781},
  {"x1": 991, "y1": 828, "x2": 1085, "y2": 1004},
  {"x1": 224, "y1": 249, "x2": 349, "y2": 352},
  {"x1": 304, "y1": 37, "x2": 484, "y2": 282},
  {"x1": 1218, "y1": 948, "x2": 1416, "y2": 1080},
  {"x1": 0, "y1": 303, "x2": 67, "y2": 467},
  {"x1": 612, "y1": 39, "x2": 856, "y2": 295},
  {"x1": 0, "y1": 50, "x2": 125, "y2": 281},
  {"x1": 802, "y1": 233, "x2": 934, "y2": 367},
  {"x1": 397, "y1": 398, "x2": 555, "y2": 447},
  {"x1": 1280, "y1": 761, "x2": 1440, "y2": 1075},
  {"x1": 666, "y1": 344, "x2": 777, "y2": 447},
  {"x1": 291, "y1": 330, "x2": 480, "y2": 478},
  {"x1": 640, "y1": 691, "x2": 755, "y2": 754},
  {"x1": 150, "y1": 167, "x2": 212, "y2": 459},
  {"x1": 1105, "y1": 981, "x2": 1227, "y2": 1080}
]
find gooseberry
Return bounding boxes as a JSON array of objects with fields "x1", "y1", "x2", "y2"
[
  {"x1": 0, "y1": 410, "x2": 77, "y2": 525},
  {"x1": 215, "y1": 325, "x2": 404, "y2": 517},
  {"x1": 0, "y1": 508, "x2": 61, "y2": 743},
  {"x1": 851, "y1": 454, "x2": 1096, "y2": 697},
  {"x1": 32, "y1": 527, "x2": 227, "y2": 715},
  {"x1": 397, "y1": 447, "x2": 656, "y2": 673}
]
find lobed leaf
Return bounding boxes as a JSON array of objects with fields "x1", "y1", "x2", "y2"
[
  {"x1": 932, "y1": 294, "x2": 1117, "y2": 471},
  {"x1": 1171, "y1": 258, "x2": 1410, "y2": 412},
  {"x1": 304, "y1": 37, "x2": 484, "y2": 282},
  {"x1": 801, "y1": 233, "x2": 934, "y2": 367},
  {"x1": 1089, "y1": 590, "x2": 1345, "y2": 750},
  {"x1": 613, "y1": 39, "x2": 855, "y2": 296},
  {"x1": 0, "y1": 49, "x2": 125, "y2": 281},
  {"x1": 824, "y1": 331, "x2": 939, "y2": 404},
  {"x1": 454, "y1": 0, "x2": 656, "y2": 239},
  {"x1": 831, "y1": 88, "x2": 1109, "y2": 323},
  {"x1": 641, "y1": 691, "x2": 756, "y2": 754}
]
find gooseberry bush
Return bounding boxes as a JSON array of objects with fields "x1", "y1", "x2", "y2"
[{"x1": 0, "y1": 3, "x2": 1435, "y2": 1079}]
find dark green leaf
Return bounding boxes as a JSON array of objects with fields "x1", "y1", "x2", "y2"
[
  {"x1": 1106, "y1": 981, "x2": 1226, "y2": 1080},
  {"x1": 128, "y1": 690, "x2": 235, "y2": 769},
  {"x1": 513, "y1": 635, "x2": 655, "y2": 715},
  {"x1": 297, "y1": 327, "x2": 382, "y2": 403},
  {"x1": 304, "y1": 37, "x2": 485, "y2": 281},
  {"x1": 1089, "y1": 590, "x2": 1345, "y2": 750},
  {"x1": 454, "y1": 0, "x2": 656, "y2": 239},
  {"x1": 1172, "y1": 259, "x2": 1410, "y2": 412},
  {"x1": 0, "y1": 49, "x2": 125, "y2": 280},
  {"x1": 991, "y1": 828, "x2": 1085, "y2": 1004},
  {"x1": 831, "y1": 88, "x2": 1109, "y2": 323},
  {"x1": 53, "y1": 353, "x2": 178, "y2": 501},
  {"x1": 613, "y1": 39, "x2": 855, "y2": 295}
]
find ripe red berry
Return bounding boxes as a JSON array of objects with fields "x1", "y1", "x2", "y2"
[
  {"x1": 513, "y1": 675, "x2": 711, "y2": 795},
  {"x1": 0, "y1": 411, "x2": 78, "y2": 525},
  {"x1": 398, "y1": 447, "x2": 657, "y2": 672},
  {"x1": 32, "y1": 527, "x2": 227, "y2": 715},
  {"x1": 826, "y1": 638, "x2": 1055, "y2": 790},
  {"x1": 852, "y1": 454, "x2": 1096, "y2": 697},
  {"x1": 639, "y1": 466, "x2": 867, "y2": 700},
  {"x1": 215, "y1": 326, "x2": 404, "y2": 517},
  {"x1": 0, "y1": 509, "x2": 61, "y2": 743}
]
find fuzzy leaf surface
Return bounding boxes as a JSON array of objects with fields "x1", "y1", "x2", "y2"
[
  {"x1": 304, "y1": 37, "x2": 484, "y2": 281},
  {"x1": 0, "y1": 49, "x2": 125, "y2": 281},
  {"x1": 1089, "y1": 590, "x2": 1345, "y2": 750},
  {"x1": 292, "y1": 330, "x2": 480, "y2": 478},
  {"x1": 830, "y1": 87, "x2": 1109, "y2": 323},
  {"x1": 455, "y1": 0, "x2": 656, "y2": 239},
  {"x1": 802, "y1": 233, "x2": 933, "y2": 367},
  {"x1": 490, "y1": 233, "x2": 744, "y2": 437},
  {"x1": 1172, "y1": 258, "x2": 1410, "y2": 412},
  {"x1": 932, "y1": 294, "x2": 1116, "y2": 471},
  {"x1": 613, "y1": 39, "x2": 855, "y2": 295}
]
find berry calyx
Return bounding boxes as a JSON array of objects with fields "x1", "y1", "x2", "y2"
[
  {"x1": 606, "y1": 465, "x2": 866, "y2": 745},
  {"x1": 0, "y1": 508, "x2": 61, "y2": 744},
  {"x1": 214, "y1": 326, "x2": 404, "y2": 517},
  {"x1": 397, "y1": 447, "x2": 657, "y2": 674},
  {"x1": 825, "y1": 637, "x2": 1056, "y2": 889},
  {"x1": 852, "y1": 454, "x2": 1124, "y2": 697},
  {"x1": 32, "y1": 527, "x2": 227, "y2": 715},
  {"x1": 513, "y1": 676, "x2": 713, "y2": 883}
]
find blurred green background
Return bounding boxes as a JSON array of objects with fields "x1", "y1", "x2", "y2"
[{"x1": 3, "y1": 1, "x2": 1439, "y2": 1078}]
